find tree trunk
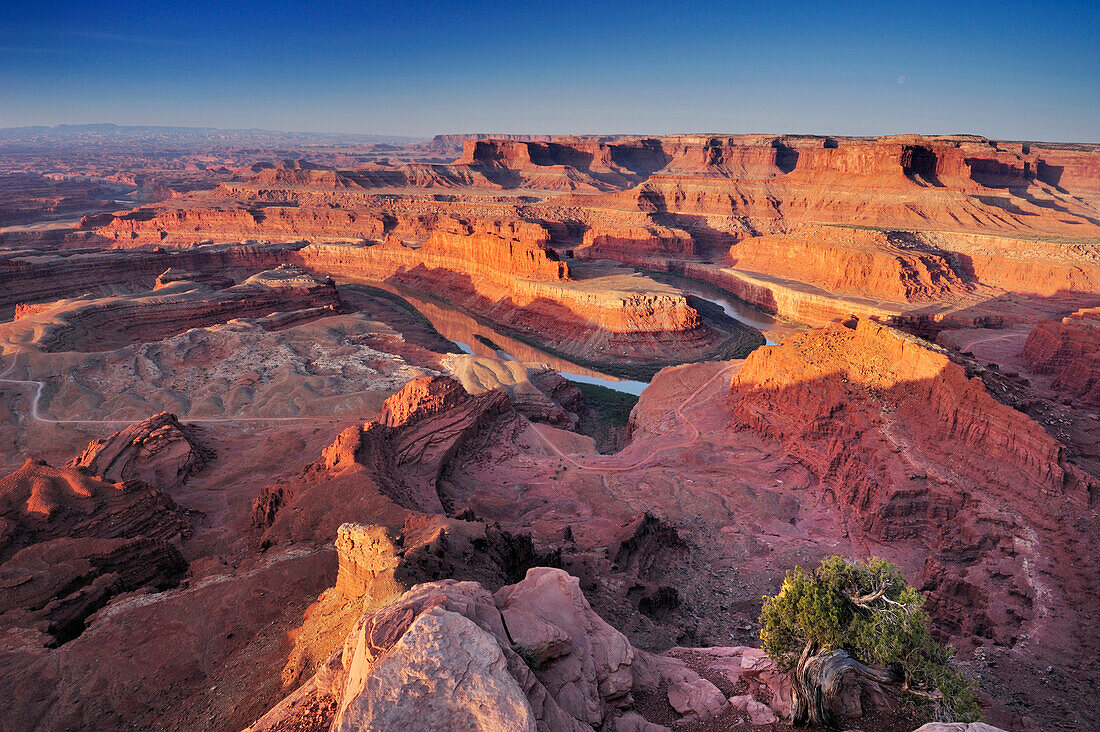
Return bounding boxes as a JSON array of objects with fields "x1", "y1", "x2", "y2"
[{"x1": 789, "y1": 646, "x2": 901, "y2": 728}]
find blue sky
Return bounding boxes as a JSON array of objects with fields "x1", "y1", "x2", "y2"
[{"x1": 2, "y1": 1, "x2": 1097, "y2": 141}]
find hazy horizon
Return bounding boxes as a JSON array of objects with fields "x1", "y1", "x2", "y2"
[
  {"x1": 3, "y1": 123, "x2": 1100, "y2": 146},
  {"x1": 3, "y1": 1, "x2": 1098, "y2": 143}
]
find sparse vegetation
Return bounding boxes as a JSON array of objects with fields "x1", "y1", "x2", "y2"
[
  {"x1": 570, "y1": 380, "x2": 641, "y2": 453},
  {"x1": 474, "y1": 333, "x2": 505, "y2": 351},
  {"x1": 760, "y1": 556, "x2": 981, "y2": 727},
  {"x1": 573, "y1": 381, "x2": 638, "y2": 425},
  {"x1": 511, "y1": 642, "x2": 542, "y2": 669}
]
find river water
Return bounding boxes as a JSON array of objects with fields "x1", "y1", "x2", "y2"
[
  {"x1": 645, "y1": 272, "x2": 781, "y2": 346},
  {"x1": 378, "y1": 281, "x2": 779, "y2": 396}
]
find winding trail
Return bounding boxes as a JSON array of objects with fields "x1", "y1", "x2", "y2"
[
  {"x1": 528, "y1": 362, "x2": 739, "y2": 473},
  {"x1": 0, "y1": 354, "x2": 357, "y2": 426},
  {"x1": 963, "y1": 331, "x2": 1029, "y2": 351},
  {"x1": 3, "y1": 347, "x2": 736, "y2": 459}
]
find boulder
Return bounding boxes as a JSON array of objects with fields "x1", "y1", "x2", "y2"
[
  {"x1": 610, "y1": 710, "x2": 671, "y2": 732},
  {"x1": 666, "y1": 678, "x2": 727, "y2": 718},
  {"x1": 334, "y1": 607, "x2": 537, "y2": 732},
  {"x1": 494, "y1": 566, "x2": 636, "y2": 725},
  {"x1": 729, "y1": 693, "x2": 779, "y2": 725},
  {"x1": 684, "y1": 646, "x2": 792, "y2": 718}
]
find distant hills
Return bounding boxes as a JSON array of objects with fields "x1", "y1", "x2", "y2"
[{"x1": 0, "y1": 124, "x2": 425, "y2": 147}]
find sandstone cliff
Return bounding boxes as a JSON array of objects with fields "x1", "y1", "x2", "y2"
[
  {"x1": 577, "y1": 224, "x2": 697, "y2": 261},
  {"x1": 729, "y1": 320, "x2": 1095, "y2": 645},
  {"x1": 727, "y1": 226, "x2": 967, "y2": 303},
  {"x1": 1023, "y1": 307, "x2": 1100, "y2": 407},
  {"x1": 1, "y1": 265, "x2": 339, "y2": 353}
]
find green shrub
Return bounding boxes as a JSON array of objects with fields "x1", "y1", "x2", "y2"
[{"x1": 760, "y1": 556, "x2": 981, "y2": 723}]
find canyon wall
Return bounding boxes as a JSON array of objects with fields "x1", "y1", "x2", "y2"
[
  {"x1": 1023, "y1": 307, "x2": 1100, "y2": 406},
  {"x1": 727, "y1": 226, "x2": 967, "y2": 303},
  {"x1": 729, "y1": 320, "x2": 1094, "y2": 641},
  {"x1": 920, "y1": 231, "x2": 1100, "y2": 296},
  {"x1": 295, "y1": 227, "x2": 703, "y2": 336},
  {"x1": 2, "y1": 265, "x2": 338, "y2": 353},
  {"x1": 0, "y1": 243, "x2": 301, "y2": 317}
]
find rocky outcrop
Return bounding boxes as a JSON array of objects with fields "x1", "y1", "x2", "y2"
[
  {"x1": 2, "y1": 265, "x2": 339, "y2": 353},
  {"x1": 0, "y1": 457, "x2": 191, "y2": 645},
  {"x1": 254, "y1": 376, "x2": 513, "y2": 541},
  {"x1": 325, "y1": 376, "x2": 512, "y2": 514},
  {"x1": 248, "y1": 568, "x2": 752, "y2": 732},
  {"x1": 70, "y1": 412, "x2": 209, "y2": 491},
  {"x1": 337, "y1": 606, "x2": 538, "y2": 731},
  {"x1": 1023, "y1": 307, "x2": 1100, "y2": 406},
  {"x1": 0, "y1": 458, "x2": 191, "y2": 556},
  {"x1": 379, "y1": 373, "x2": 471, "y2": 427},
  {"x1": 271, "y1": 501, "x2": 546, "y2": 692}
]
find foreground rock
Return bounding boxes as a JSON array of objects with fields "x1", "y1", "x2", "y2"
[{"x1": 248, "y1": 568, "x2": 829, "y2": 732}]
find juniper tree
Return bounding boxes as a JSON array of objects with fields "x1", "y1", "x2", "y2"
[{"x1": 759, "y1": 556, "x2": 981, "y2": 728}]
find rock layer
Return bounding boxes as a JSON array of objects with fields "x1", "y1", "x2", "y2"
[
  {"x1": 0, "y1": 455, "x2": 191, "y2": 645},
  {"x1": 1023, "y1": 307, "x2": 1100, "y2": 407},
  {"x1": 70, "y1": 412, "x2": 209, "y2": 491},
  {"x1": 1, "y1": 264, "x2": 339, "y2": 353},
  {"x1": 730, "y1": 320, "x2": 1096, "y2": 647}
]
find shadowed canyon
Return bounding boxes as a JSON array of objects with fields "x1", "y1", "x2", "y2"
[{"x1": 0, "y1": 129, "x2": 1097, "y2": 732}]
